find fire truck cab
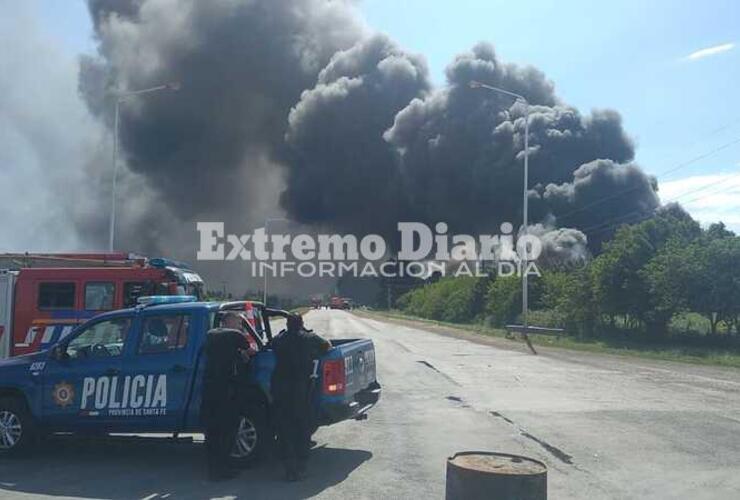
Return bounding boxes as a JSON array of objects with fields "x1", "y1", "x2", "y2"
[{"x1": 0, "y1": 253, "x2": 205, "y2": 358}]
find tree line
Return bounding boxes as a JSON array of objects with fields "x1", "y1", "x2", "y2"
[{"x1": 397, "y1": 205, "x2": 740, "y2": 342}]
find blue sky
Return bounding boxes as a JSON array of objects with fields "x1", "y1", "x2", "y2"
[{"x1": 37, "y1": 0, "x2": 740, "y2": 229}]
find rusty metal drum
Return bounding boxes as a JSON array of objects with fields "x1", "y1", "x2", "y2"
[{"x1": 446, "y1": 451, "x2": 547, "y2": 500}]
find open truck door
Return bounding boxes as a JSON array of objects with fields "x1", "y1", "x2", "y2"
[{"x1": 0, "y1": 271, "x2": 15, "y2": 359}]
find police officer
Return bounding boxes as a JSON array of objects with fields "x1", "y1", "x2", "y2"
[
  {"x1": 271, "y1": 314, "x2": 331, "y2": 481},
  {"x1": 201, "y1": 312, "x2": 254, "y2": 481}
]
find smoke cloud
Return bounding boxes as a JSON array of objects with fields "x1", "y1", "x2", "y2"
[
  {"x1": 3, "y1": 0, "x2": 664, "y2": 289},
  {"x1": 80, "y1": 2, "x2": 659, "y2": 252},
  {"x1": 382, "y1": 43, "x2": 646, "y2": 239},
  {"x1": 281, "y1": 33, "x2": 430, "y2": 237},
  {"x1": 0, "y1": 1, "x2": 104, "y2": 252},
  {"x1": 523, "y1": 220, "x2": 590, "y2": 268},
  {"x1": 80, "y1": 0, "x2": 365, "y2": 251},
  {"x1": 540, "y1": 158, "x2": 660, "y2": 243}
]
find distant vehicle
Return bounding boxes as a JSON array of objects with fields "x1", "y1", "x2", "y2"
[
  {"x1": 0, "y1": 253, "x2": 205, "y2": 358},
  {"x1": 0, "y1": 297, "x2": 380, "y2": 463},
  {"x1": 329, "y1": 296, "x2": 352, "y2": 310}
]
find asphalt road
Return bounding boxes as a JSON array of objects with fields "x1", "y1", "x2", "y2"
[{"x1": 2, "y1": 308, "x2": 739, "y2": 499}]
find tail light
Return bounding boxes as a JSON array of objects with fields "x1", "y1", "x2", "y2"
[{"x1": 322, "y1": 359, "x2": 346, "y2": 395}]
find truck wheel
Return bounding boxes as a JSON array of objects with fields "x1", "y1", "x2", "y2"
[
  {"x1": 229, "y1": 402, "x2": 270, "y2": 468},
  {"x1": 0, "y1": 397, "x2": 36, "y2": 457}
]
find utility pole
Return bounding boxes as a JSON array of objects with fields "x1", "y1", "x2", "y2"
[
  {"x1": 469, "y1": 81, "x2": 534, "y2": 353},
  {"x1": 109, "y1": 82, "x2": 180, "y2": 251}
]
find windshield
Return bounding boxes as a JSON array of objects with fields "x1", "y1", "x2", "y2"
[
  {"x1": 170, "y1": 269, "x2": 205, "y2": 300},
  {"x1": 65, "y1": 318, "x2": 131, "y2": 359},
  {"x1": 177, "y1": 281, "x2": 204, "y2": 300}
]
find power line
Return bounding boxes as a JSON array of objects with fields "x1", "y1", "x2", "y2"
[
  {"x1": 554, "y1": 134, "x2": 740, "y2": 224},
  {"x1": 580, "y1": 171, "x2": 740, "y2": 237},
  {"x1": 577, "y1": 207, "x2": 653, "y2": 236},
  {"x1": 656, "y1": 117, "x2": 740, "y2": 172},
  {"x1": 657, "y1": 135, "x2": 740, "y2": 180},
  {"x1": 675, "y1": 172, "x2": 740, "y2": 205}
]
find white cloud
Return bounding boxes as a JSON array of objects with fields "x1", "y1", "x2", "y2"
[
  {"x1": 660, "y1": 172, "x2": 740, "y2": 232},
  {"x1": 685, "y1": 42, "x2": 734, "y2": 61}
]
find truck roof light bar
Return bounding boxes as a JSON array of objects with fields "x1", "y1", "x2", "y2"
[{"x1": 136, "y1": 295, "x2": 197, "y2": 307}]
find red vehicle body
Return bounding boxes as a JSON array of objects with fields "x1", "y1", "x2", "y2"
[
  {"x1": 329, "y1": 296, "x2": 352, "y2": 310},
  {"x1": 0, "y1": 253, "x2": 205, "y2": 358}
]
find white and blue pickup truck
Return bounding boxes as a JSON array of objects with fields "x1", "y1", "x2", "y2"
[{"x1": 0, "y1": 297, "x2": 380, "y2": 465}]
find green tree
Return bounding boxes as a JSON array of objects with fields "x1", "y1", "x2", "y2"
[
  {"x1": 690, "y1": 237, "x2": 740, "y2": 335},
  {"x1": 541, "y1": 269, "x2": 596, "y2": 336},
  {"x1": 705, "y1": 222, "x2": 735, "y2": 240},
  {"x1": 485, "y1": 276, "x2": 521, "y2": 327},
  {"x1": 398, "y1": 276, "x2": 482, "y2": 323},
  {"x1": 590, "y1": 206, "x2": 701, "y2": 336},
  {"x1": 642, "y1": 240, "x2": 695, "y2": 332},
  {"x1": 591, "y1": 226, "x2": 647, "y2": 326}
]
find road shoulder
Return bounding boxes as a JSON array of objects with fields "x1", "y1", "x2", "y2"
[{"x1": 352, "y1": 309, "x2": 740, "y2": 381}]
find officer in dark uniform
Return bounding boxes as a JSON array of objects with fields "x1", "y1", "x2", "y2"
[
  {"x1": 201, "y1": 312, "x2": 254, "y2": 481},
  {"x1": 271, "y1": 314, "x2": 331, "y2": 481}
]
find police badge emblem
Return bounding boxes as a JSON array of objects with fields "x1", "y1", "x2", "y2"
[{"x1": 53, "y1": 381, "x2": 75, "y2": 407}]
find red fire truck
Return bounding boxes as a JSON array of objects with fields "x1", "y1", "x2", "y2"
[
  {"x1": 0, "y1": 253, "x2": 205, "y2": 358},
  {"x1": 329, "y1": 296, "x2": 352, "y2": 310}
]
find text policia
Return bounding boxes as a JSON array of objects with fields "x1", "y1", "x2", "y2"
[{"x1": 70, "y1": 374, "x2": 169, "y2": 417}]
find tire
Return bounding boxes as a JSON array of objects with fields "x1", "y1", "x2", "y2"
[
  {"x1": 229, "y1": 400, "x2": 271, "y2": 468},
  {"x1": 0, "y1": 397, "x2": 37, "y2": 458}
]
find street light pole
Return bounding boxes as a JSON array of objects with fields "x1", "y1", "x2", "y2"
[
  {"x1": 109, "y1": 99, "x2": 120, "y2": 252},
  {"x1": 522, "y1": 98, "x2": 530, "y2": 336},
  {"x1": 262, "y1": 217, "x2": 289, "y2": 305},
  {"x1": 469, "y1": 81, "x2": 531, "y2": 336},
  {"x1": 262, "y1": 221, "x2": 268, "y2": 305},
  {"x1": 108, "y1": 83, "x2": 180, "y2": 251}
]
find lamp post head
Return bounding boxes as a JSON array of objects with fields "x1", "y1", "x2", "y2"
[
  {"x1": 166, "y1": 82, "x2": 181, "y2": 91},
  {"x1": 469, "y1": 80, "x2": 483, "y2": 89}
]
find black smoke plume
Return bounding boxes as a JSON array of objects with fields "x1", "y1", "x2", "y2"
[
  {"x1": 78, "y1": 0, "x2": 660, "y2": 262},
  {"x1": 80, "y1": 0, "x2": 364, "y2": 250},
  {"x1": 281, "y1": 33, "x2": 430, "y2": 237},
  {"x1": 381, "y1": 43, "x2": 652, "y2": 239}
]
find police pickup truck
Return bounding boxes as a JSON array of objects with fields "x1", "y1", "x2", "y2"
[{"x1": 0, "y1": 297, "x2": 380, "y2": 464}]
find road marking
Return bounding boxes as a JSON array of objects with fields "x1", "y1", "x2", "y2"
[
  {"x1": 416, "y1": 360, "x2": 461, "y2": 386},
  {"x1": 490, "y1": 411, "x2": 574, "y2": 465}
]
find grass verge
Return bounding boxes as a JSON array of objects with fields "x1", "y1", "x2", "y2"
[{"x1": 356, "y1": 309, "x2": 740, "y2": 369}]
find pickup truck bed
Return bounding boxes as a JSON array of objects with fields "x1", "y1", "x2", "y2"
[{"x1": 318, "y1": 339, "x2": 380, "y2": 424}]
